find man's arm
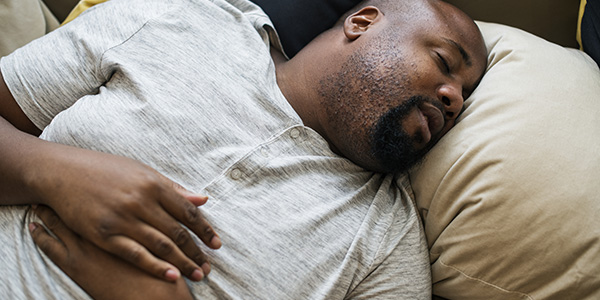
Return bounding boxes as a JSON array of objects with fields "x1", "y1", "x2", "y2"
[
  {"x1": 0, "y1": 72, "x2": 221, "y2": 281},
  {"x1": 29, "y1": 205, "x2": 194, "y2": 300}
]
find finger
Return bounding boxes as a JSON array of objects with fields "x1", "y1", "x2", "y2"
[
  {"x1": 131, "y1": 210, "x2": 209, "y2": 281},
  {"x1": 159, "y1": 175, "x2": 218, "y2": 247},
  {"x1": 184, "y1": 194, "x2": 209, "y2": 207},
  {"x1": 29, "y1": 221, "x2": 69, "y2": 267},
  {"x1": 30, "y1": 205, "x2": 80, "y2": 272},
  {"x1": 161, "y1": 189, "x2": 221, "y2": 250},
  {"x1": 33, "y1": 205, "x2": 79, "y2": 243},
  {"x1": 169, "y1": 179, "x2": 209, "y2": 207},
  {"x1": 105, "y1": 234, "x2": 186, "y2": 282}
]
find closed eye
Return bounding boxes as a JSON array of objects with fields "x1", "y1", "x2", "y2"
[{"x1": 437, "y1": 52, "x2": 450, "y2": 74}]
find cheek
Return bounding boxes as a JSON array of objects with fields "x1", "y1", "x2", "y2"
[{"x1": 406, "y1": 55, "x2": 448, "y2": 98}]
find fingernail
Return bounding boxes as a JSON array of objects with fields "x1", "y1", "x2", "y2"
[
  {"x1": 164, "y1": 268, "x2": 180, "y2": 281},
  {"x1": 201, "y1": 262, "x2": 211, "y2": 276},
  {"x1": 28, "y1": 223, "x2": 38, "y2": 232},
  {"x1": 191, "y1": 269, "x2": 204, "y2": 281},
  {"x1": 211, "y1": 236, "x2": 222, "y2": 248}
]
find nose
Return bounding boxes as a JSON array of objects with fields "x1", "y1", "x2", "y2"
[{"x1": 436, "y1": 83, "x2": 464, "y2": 120}]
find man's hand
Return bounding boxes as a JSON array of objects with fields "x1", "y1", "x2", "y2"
[
  {"x1": 29, "y1": 146, "x2": 222, "y2": 282},
  {"x1": 1, "y1": 62, "x2": 220, "y2": 282},
  {"x1": 29, "y1": 205, "x2": 194, "y2": 300}
]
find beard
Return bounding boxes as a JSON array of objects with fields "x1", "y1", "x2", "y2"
[
  {"x1": 318, "y1": 34, "x2": 437, "y2": 173},
  {"x1": 370, "y1": 95, "x2": 436, "y2": 173}
]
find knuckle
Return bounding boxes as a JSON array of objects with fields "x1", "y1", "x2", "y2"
[
  {"x1": 43, "y1": 213, "x2": 61, "y2": 230},
  {"x1": 203, "y1": 226, "x2": 215, "y2": 237},
  {"x1": 121, "y1": 197, "x2": 145, "y2": 211},
  {"x1": 183, "y1": 205, "x2": 200, "y2": 224},
  {"x1": 122, "y1": 245, "x2": 144, "y2": 264},
  {"x1": 96, "y1": 219, "x2": 115, "y2": 239},
  {"x1": 172, "y1": 227, "x2": 190, "y2": 246},
  {"x1": 154, "y1": 238, "x2": 174, "y2": 257},
  {"x1": 128, "y1": 171, "x2": 163, "y2": 200},
  {"x1": 140, "y1": 172, "x2": 163, "y2": 193}
]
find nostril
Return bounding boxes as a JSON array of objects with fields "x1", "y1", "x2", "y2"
[{"x1": 442, "y1": 96, "x2": 451, "y2": 106}]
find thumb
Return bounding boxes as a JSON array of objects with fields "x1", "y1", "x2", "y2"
[
  {"x1": 170, "y1": 181, "x2": 209, "y2": 206},
  {"x1": 182, "y1": 192, "x2": 209, "y2": 207},
  {"x1": 156, "y1": 171, "x2": 210, "y2": 206}
]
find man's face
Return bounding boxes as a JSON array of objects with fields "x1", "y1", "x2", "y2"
[{"x1": 319, "y1": 2, "x2": 487, "y2": 173}]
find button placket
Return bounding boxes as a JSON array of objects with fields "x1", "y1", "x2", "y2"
[{"x1": 230, "y1": 168, "x2": 242, "y2": 180}]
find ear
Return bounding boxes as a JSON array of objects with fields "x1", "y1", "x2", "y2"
[{"x1": 343, "y1": 6, "x2": 383, "y2": 41}]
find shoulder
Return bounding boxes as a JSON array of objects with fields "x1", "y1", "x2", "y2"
[{"x1": 346, "y1": 174, "x2": 431, "y2": 298}]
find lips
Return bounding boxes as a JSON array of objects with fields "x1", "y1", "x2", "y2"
[{"x1": 418, "y1": 102, "x2": 445, "y2": 145}]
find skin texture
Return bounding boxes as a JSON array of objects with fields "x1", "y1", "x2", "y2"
[
  {"x1": 20, "y1": 0, "x2": 488, "y2": 299},
  {"x1": 277, "y1": 0, "x2": 487, "y2": 173},
  {"x1": 0, "y1": 70, "x2": 221, "y2": 283},
  {"x1": 29, "y1": 205, "x2": 194, "y2": 300}
]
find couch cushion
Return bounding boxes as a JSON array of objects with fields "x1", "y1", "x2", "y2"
[
  {"x1": 0, "y1": 0, "x2": 59, "y2": 56},
  {"x1": 251, "y1": 0, "x2": 361, "y2": 57},
  {"x1": 579, "y1": 0, "x2": 600, "y2": 66},
  {"x1": 409, "y1": 21, "x2": 600, "y2": 299}
]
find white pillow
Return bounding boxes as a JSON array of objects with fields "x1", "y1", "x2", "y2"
[{"x1": 409, "y1": 21, "x2": 600, "y2": 299}]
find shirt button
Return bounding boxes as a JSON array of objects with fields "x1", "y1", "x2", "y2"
[
  {"x1": 260, "y1": 147, "x2": 269, "y2": 157},
  {"x1": 230, "y1": 168, "x2": 242, "y2": 180},
  {"x1": 289, "y1": 128, "x2": 301, "y2": 139}
]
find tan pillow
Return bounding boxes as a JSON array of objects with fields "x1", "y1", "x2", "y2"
[{"x1": 409, "y1": 21, "x2": 600, "y2": 299}]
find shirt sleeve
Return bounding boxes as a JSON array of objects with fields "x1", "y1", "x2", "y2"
[
  {"x1": 0, "y1": 0, "x2": 166, "y2": 130},
  {"x1": 347, "y1": 221, "x2": 432, "y2": 299},
  {"x1": 346, "y1": 177, "x2": 432, "y2": 299}
]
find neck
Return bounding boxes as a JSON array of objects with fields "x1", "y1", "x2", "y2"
[{"x1": 270, "y1": 47, "x2": 325, "y2": 136}]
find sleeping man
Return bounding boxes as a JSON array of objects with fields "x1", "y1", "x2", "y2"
[{"x1": 0, "y1": 0, "x2": 486, "y2": 298}]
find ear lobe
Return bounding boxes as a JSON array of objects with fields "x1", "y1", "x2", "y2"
[{"x1": 344, "y1": 6, "x2": 382, "y2": 41}]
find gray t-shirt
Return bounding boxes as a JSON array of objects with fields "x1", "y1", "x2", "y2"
[{"x1": 0, "y1": 0, "x2": 431, "y2": 298}]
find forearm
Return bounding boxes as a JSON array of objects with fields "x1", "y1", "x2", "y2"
[
  {"x1": 1, "y1": 71, "x2": 219, "y2": 283},
  {"x1": 0, "y1": 69, "x2": 50, "y2": 205},
  {"x1": 0, "y1": 114, "x2": 102, "y2": 208},
  {"x1": 0, "y1": 116, "x2": 49, "y2": 205}
]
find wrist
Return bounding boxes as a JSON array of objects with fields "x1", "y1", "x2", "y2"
[
  {"x1": 0, "y1": 121, "x2": 50, "y2": 205},
  {"x1": 20, "y1": 139, "x2": 59, "y2": 207}
]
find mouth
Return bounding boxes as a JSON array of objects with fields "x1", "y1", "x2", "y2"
[{"x1": 417, "y1": 102, "x2": 445, "y2": 145}]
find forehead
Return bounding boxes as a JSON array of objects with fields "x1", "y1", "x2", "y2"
[
  {"x1": 424, "y1": 1, "x2": 487, "y2": 65},
  {"x1": 388, "y1": 1, "x2": 487, "y2": 92}
]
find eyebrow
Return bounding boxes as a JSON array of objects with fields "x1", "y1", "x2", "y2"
[{"x1": 443, "y1": 38, "x2": 472, "y2": 67}]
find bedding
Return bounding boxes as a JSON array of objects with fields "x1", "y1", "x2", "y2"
[{"x1": 410, "y1": 21, "x2": 600, "y2": 299}]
